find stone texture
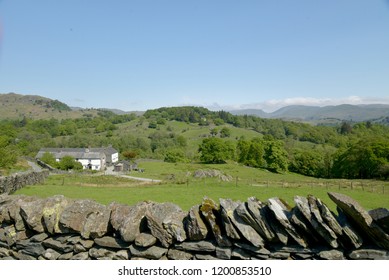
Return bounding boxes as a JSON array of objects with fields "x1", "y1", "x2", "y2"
[
  {"x1": 369, "y1": 208, "x2": 389, "y2": 234},
  {"x1": 115, "y1": 202, "x2": 149, "y2": 242},
  {"x1": 146, "y1": 202, "x2": 187, "y2": 248},
  {"x1": 94, "y1": 236, "x2": 130, "y2": 249},
  {"x1": 42, "y1": 238, "x2": 73, "y2": 253},
  {"x1": 135, "y1": 233, "x2": 157, "y2": 248},
  {"x1": 59, "y1": 199, "x2": 111, "y2": 239},
  {"x1": 294, "y1": 196, "x2": 338, "y2": 248},
  {"x1": 336, "y1": 207, "x2": 363, "y2": 249},
  {"x1": 167, "y1": 249, "x2": 193, "y2": 260},
  {"x1": 268, "y1": 198, "x2": 307, "y2": 247},
  {"x1": 71, "y1": 252, "x2": 90, "y2": 260},
  {"x1": 113, "y1": 250, "x2": 131, "y2": 260},
  {"x1": 175, "y1": 240, "x2": 216, "y2": 252},
  {"x1": 216, "y1": 247, "x2": 232, "y2": 259},
  {"x1": 348, "y1": 249, "x2": 389, "y2": 260},
  {"x1": 220, "y1": 199, "x2": 264, "y2": 247},
  {"x1": 129, "y1": 245, "x2": 168, "y2": 260},
  {"x1": 318, "y1": 249, "x2": 345, "y2": 260},
  {"x1": 328, "y1": 192, "x2": 389, "y2": 250},
  {"x1": 42, "y1": 195, "x2": 73, "y2": 234},
  {"x1": 89, "y1": 247, "x2": 115, "y2": 259},
  {"x1": 43, "y1": 248, "x2": 61, "y2": 260},
  {"x1": 30, "y1": 233, "x2": 49, "y2": 243},
  {"x1": 185, "y1": 205, "x2": 208, "y2": 241},
  {"x1": 19, "y1": 198, "x2": 46, "y2": 233},
  {"x1": 200, "y1": 197, "x2": 231, "y2": 247},
  {"x1": 245, "y1": 197, "x2": 276, "y2": 242}
]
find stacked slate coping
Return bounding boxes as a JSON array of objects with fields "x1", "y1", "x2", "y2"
[{"x1": 0, "y1": 192, "x2": 388, "y2": 260}]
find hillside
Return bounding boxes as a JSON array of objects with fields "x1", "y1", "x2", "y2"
[
  {"x1": 0, "y1": 93, "x2": 101, "y2": 120},
  {"x1": 230, "y1": 104, "x2": 389, "y2": 124}
]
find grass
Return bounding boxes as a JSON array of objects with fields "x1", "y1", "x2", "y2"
[{"x1": 14, "y1": 162, "x2": 389, "y2": 211}]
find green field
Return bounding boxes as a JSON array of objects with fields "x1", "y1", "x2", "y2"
[{"x1": 14, "y1": 162, "x2": 389, "y2": 211}]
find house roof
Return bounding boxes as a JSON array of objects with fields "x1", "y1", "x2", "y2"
[{"x1": 36, "y1": 148, "x2": 106, "y2": 160}]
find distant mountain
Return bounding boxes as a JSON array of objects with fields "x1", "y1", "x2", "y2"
[{"x1": 229, "y1": 104, "x2": 389, "y2": 124}]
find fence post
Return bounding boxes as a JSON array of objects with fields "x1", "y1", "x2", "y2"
[
  {"x1": 236, "y1": 176, "x2": 238, "y2": 188},
  {"x1": 186, "y1": 178, "x2": 189, "y2": 187}
]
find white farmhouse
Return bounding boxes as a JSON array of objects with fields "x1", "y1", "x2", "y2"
[{"x1": 36, "y1": 146, "x2": 119, "y2": 171}]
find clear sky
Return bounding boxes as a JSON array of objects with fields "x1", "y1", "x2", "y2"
[{"x1": 1, "y1": 0, "x2": 389, "y2": 112}]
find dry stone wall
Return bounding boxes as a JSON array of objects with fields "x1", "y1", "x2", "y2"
[
  {"x1": 0, "y1": 171, "x2": 49, "y2": 195},
  {"x1": 0, "y1": 192, "x2": 388, "y2": 260}
]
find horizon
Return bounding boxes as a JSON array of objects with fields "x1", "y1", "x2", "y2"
[{"x1": 1, "y1": 1, "x2": 389, "y2": 112}]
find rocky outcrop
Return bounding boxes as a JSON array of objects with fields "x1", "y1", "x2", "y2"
[{"x1": 0, "y1": 192, "x2": 388, "y2": 260}]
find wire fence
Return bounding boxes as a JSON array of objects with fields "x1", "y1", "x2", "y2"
[{"x1": 175, "y1": 176, "x2": 389, "y2": 195}]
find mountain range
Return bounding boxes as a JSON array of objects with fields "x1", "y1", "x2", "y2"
[
  {"x1": 2, "y1": 92, "x2": 389, "y2": 125},
  {"x1": 229, "y1": 104, "x2": 389, "y2": 124}
]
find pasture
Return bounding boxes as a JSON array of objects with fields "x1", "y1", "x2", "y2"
[{"x1": 14, "y1": 162, "x2": 389, "y2": 211}]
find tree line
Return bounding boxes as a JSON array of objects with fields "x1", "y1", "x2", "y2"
[{"x1": 1, "y1": 106, "x2": 389, "y2": 180}]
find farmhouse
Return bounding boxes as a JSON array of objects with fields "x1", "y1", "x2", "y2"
[{"x1": 36, "y1": 146, "x2": 119, "y2": 171}]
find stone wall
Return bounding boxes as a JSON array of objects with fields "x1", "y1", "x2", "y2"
[
  {"x1": 0, "y1": 171, "x2": 49, "y2": 195},
  {"x1": 0, "y1": 192, "x2": 388, "y2": 260}
]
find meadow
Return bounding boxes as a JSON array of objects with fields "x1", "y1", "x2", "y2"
[{"x1": 15, "y1": 162, "x2": 389, "y2": 211}]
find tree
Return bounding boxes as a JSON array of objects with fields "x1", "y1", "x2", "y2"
[
  {"x1": 264, "y1": 140, "x2": 289, "y2": 173},
  {"x1": 198, "y1": 138, "x2": 235, "y2": 163},
  {"x1": 40, "y1": 152, "x2": 57, "y2": 167},
  {"x1": 122, "y1": 150, "x2": 138, "y2": 161},
  {"x1": 58, "y1": 156, "x2": 83, "y2": 171},
  {"x1": 220, "y1": 127, "x2": 231, "y2": 138}
]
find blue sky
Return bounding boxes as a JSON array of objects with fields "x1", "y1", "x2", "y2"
[{"x1": 1, "y1": 0, "x2": 389, "y2": 112}]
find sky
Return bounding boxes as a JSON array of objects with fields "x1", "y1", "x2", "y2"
[{"x1": 0, "y1": 0, "x2": 389, "y2": 112}]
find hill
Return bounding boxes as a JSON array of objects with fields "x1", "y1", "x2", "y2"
[
  {"x1": 0, "y1": 93, "x2": 102, "y2": 120},
  {"x1": 230, "y1": 104, "x2": 389, "y2": 124}
]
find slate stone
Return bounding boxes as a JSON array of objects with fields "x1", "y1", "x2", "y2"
[
  {"x1": 200, "y1": 197, "x2": 231, "y2": 247},
  {"x1": 348, "y1": 249, "x2": 389, "y2": 260},
  {"x1": 8, "y1": 196, "x2": 36, "y2": 231},
  {"x1": 42, "y1": 238, "x2": 73, "y2": 253},
  {"x1": 15, "y1": 252, "x2": 37, "y2": 260},
  {"x1": 20, "y1": 242, "x2": 45, "y2": 257},
  {"x1": 19, "y1": 198, "x2": 46, "y2": 233},
  {"x1": 263, "y1": 205, "x2": 289, "y2": 245},
  {"x1": 267, "y1": 198, "x2": 307, "y2": 247},
  {"x1": 0, "y1": 247, "x2": 10, "y2": 257},
  {"x1": 113, "y1": 250, "x2": 131, "y2": 260},
  {"x1": 318, "y1": 249, "x2": 345, "y2": 260},
  {"x1": 71, "y1": 252, "x2": 90, "y2": 260},
  {"x1": 219, "y1": 199, "x2": 240, "y2": 240},
  {"x1": 336, "y1": 207, "x2": 363, "y2": 249},
  {"x1": 94, "y1": 236, "x2": 130, "y2": 249},
  {"x1": 220, "y1": 199, "x2": 265, "y2": 247},
  {"x1": 307, "y1": 195, "x2": 338, "y2": 248},
  {"x1": 30, "y1": 233, "x2": 49, "y2": 243},
  {"x1": 231, "y1": 248, "x2": 251, "y2": 260},
  {"x1": 73, "y1": 244, "x2": 87, "y2": 253},
  {"x1": 290, "y1": 207, "x2": 320, "y2": 244},
  {"x1": 328, "y1": 192, "x2": 389, "y2": 250},
  {"x1": 43, "y1": 248, "x2": 61, "y2": 260},
  {"x1": 89, "y1": 247, "x2": 115, "y2": 259},
  {"x1": 59, "y1": 199, "x2": 111, "y2": 239},
  {"x1": 175, "y1": 240, "x2": 216, "y2": 252},
  {"x1": 195, "y1": 254, "x2": 220, "y2": 260},
  {"x1": 134, "y1": 233, "x2": 157, "y2": 248},
  {"x1": 146, "y1": 202, "x2": 187, "y2": 248},
  {"x1": 185, "y1": 205, "x2": 208, "y2": 241},
  {"x1": 316, "y1": 198, "x2": 343, "y2": 236},
  {"x1": 58, "y1": 252, "x2": 74, "y2": 260},
  {"x1": 246, "y1": 197, "x2": 276, "y2": 242},
  {"x1": 0, "y1": 225, "x2": 17, "y2": 247},
  {"x1": 216, "y1": 247, "x2": 232, "y2": 260},
  {"x1": 129, "y1": 245, "x2": 168, "y2": 260},
  {"x1": 294, "y1": 196, "x2": 338, "y2": 248},
  {"x1": 234, "y1": 242, "x2": 271, "y2": 255},
  {"x1": 270, "y1": 251, "x2": 290, "y2": 259},
  {"x1": 167, "y1": 249, "x2": 193, "y2": 260},
  {"x1": 369, "y1": 208, "x2": 389, "y2": 234},
  {"x1": 112, "y1": 202, "x2": 149, "y2": 242},
  {"x1": 42, "y1": 195, "x2": 72, "y2": 234}
]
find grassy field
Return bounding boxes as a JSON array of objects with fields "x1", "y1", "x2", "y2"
[{"x1": 14, "y1": 162, "x2": 389, "y2": 211}]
